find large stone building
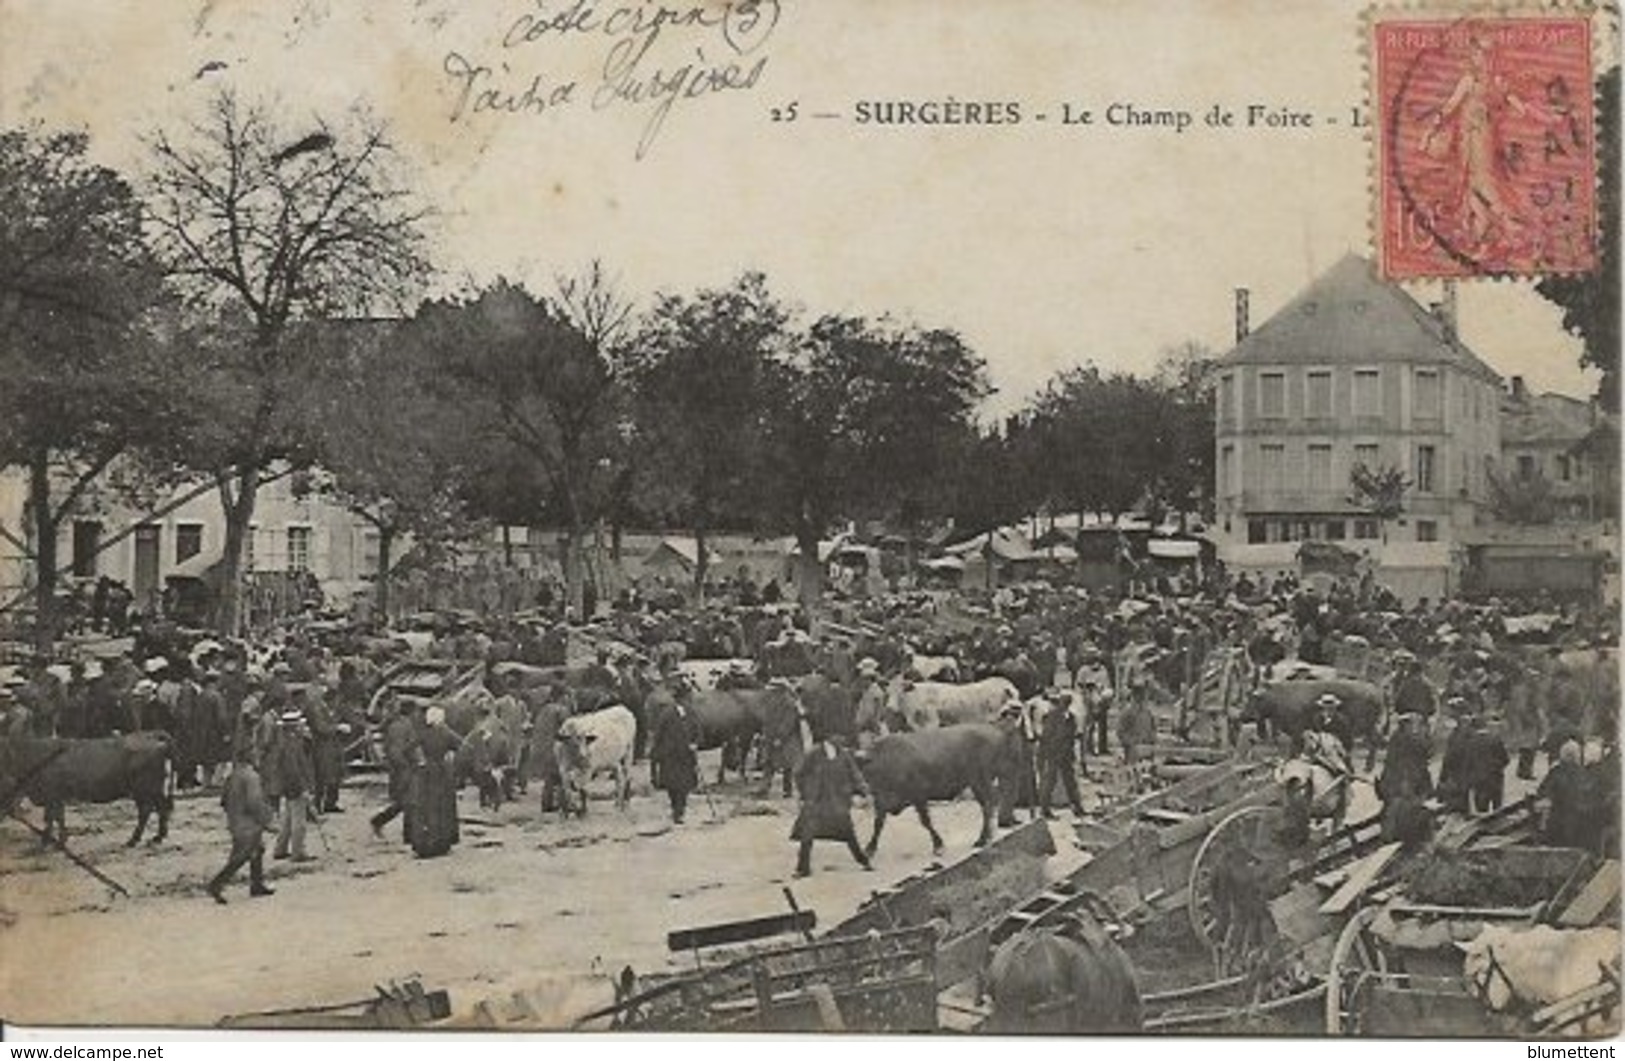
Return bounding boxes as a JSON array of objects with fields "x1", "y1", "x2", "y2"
[
  {"x1": 1213, "y1": 254, "x2": 1504, "y2": 599},
  {"x1": 0, "y1": 463, "x2": 388, "y2": 620}
]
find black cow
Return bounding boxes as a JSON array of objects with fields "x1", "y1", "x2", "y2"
[
  {"x1": 856, "y1": 721, "x2": 1022, "y2": 858},
  {"x1": 1247, "y1": 678, "x2": 1385, "y2": 770},
  {"x1": 0, "y1": 732, "x2": 175, "y2": 847},
  {"x1": 687, "y1": 689, "x2": 769, "y2": 784}
]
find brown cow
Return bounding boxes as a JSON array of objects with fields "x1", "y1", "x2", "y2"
[{"x1": 0, "y1": 731, "x2": 175, "y2": 847}]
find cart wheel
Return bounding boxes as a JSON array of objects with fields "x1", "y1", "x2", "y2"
[
  {"x1": 1325, "y1": 906, "x2": 1387, "y2": 1035},
  {"x1": 1188, "y1": 803, "x2": 1293, "y2": 962}
]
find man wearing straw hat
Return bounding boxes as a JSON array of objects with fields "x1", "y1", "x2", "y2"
[{"x1": 264, "y1": 708, "x2": 315, "y2": 863}]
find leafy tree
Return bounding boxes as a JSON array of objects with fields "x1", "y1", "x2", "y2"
[
  {"x1": 1151, "y1": 341, "x2": 1219, "y2": 522},
  {"x1": 1486, "y1": 466, "x2": 1557, "y2": 525},
  {"x1": 1536, "y1": 67, "x2": 1620, "y2": 411},
  {"x1": 410, "y1": 279, "x2": 627, "y2": 620},
  {"x1": 755, "y1": 314, "x2": 989, "y2": 606},
  {"x1": 305, "y1": 321, "x2": 473, "y2": 620},
  {"x1": 1027, "y1": 366, "x2": 1166, "y2": 520},
  {"x1": 1348, "y1": 462, "x2": 1411, "y2": 543},
  {"x1": 0, "y1": 127, "x2": 176, "y2": 651},
  {"x1": 629, "y1": 272, "x2": 785, "y2": 595},
  {"x1": 142, "y1": 91, "x2": 431, "y2": 633}
]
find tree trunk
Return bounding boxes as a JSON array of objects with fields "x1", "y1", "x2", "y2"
[
  {"x1": 375, "y1": 525, "x2": 396, "y2": 623},
  {"x1": 215, "y1": 466, "x2": 261, "y2": 637},
  {"x1": 501, "y1": 524, "x2": 513, "y2": 567},
  {"x1": 29, "y1": 449, "x2": 57, "y2": 656},
  {"x1": 561, "y1": 525, "x2": 583, "y2": 622},
  {"x1": 694, "y1": 522, "x2": 709, "y2": 604},
  {"x1": 796, "y1": 524, "x2": 823, "y2": 613}
]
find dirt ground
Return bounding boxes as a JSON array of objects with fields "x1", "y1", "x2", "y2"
[
  {"x1": 0, "y1": 737, "x2": 1550, "y2": 1031},
  {"x1": 0, "y1": 751, "x2": 1068, "y2": 1030}
]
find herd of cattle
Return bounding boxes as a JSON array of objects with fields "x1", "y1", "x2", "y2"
[
  {"x1": 432, "y1": 661, "x2": 1032, "y2": 861},
  {"x1": 0, "y1": 636, "x2": 1410, "y2": 870}
]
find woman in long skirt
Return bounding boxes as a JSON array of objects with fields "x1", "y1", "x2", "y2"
[{"x1": 411, "y1": 706, "x2": 462, "y2": 858}]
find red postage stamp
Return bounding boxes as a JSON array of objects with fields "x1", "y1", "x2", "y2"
[{"x1": 1372, "y1": 12, "x2": 1597, "y2": 279}]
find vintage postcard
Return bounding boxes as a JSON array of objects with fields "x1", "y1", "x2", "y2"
[{"x1": 0, "y1": 0, "x2": 1618, "y2": 1041}]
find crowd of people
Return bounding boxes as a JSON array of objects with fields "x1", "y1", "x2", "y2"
[{"x1": 0, "y1": 559, "x2": 1619, "y2": 898}]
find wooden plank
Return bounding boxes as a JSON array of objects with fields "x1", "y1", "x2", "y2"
[
  {"x1": 1271, "y1": 882, "x2": 1334, "y2": 947},
  {"x1": 1559, "y1": 861, "x2": 1621, "y2": 927},
  {"x1": 668, "y1": 911, "x2": 817, "y2": 952},
  {"x1": 1531, "y1": 978, "x2": 1620, "y2": 1029},
  {"x1": 827, "y1": 819, "x2": 1055, "y2": 939},
  {"x1": 1318, "y1": 842, "x2": 1402, "y2": 915},
  {"x1": 935, "y1": 924, "x2": 993, "y2": 990}
]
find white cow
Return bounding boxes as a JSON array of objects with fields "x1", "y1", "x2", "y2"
[
  {"x1": 887, "y1": 677, "x2": 1020, "y2": 731},
  {"x1": 906, "y1": 654, "x2": 962, "y2": 682},
  {"x1": 676, "y1": 658, "x2": 757, "y2": 691},
  {"x1": 555, "y1": 705, "x2": 636, "y2": 816},
  {"x1": 1461, "y1": 924, "x2": 1621, "y2": 1033}
]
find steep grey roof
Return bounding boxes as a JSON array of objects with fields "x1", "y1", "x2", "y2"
[
  {"x1": 1501, "y1": 391, "x2": 1607, "y2": 446},
  {"x1": 1220, "y1": 255, "x2": 1502, "y2": 384}
]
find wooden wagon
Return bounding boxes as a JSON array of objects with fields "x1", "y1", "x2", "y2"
[
  {"x1": 578, "y1": 926, "x2": 941, "y2": 1032},
  {"x1": 1325, "y1": 845, "x2": 1620, "y2": 1036}
]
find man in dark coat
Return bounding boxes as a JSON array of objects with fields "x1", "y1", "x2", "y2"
[
  {"x1": 1435, "y1": 701, "x2": 1476, "y2": 814},
  {"x1": 1463, "y1": 715, "x2": 1510, "y2": 814},
  {"x1": 208, "y1": 751, "x2": 276, "y2": 903},
  {"x1": 1376, "y1": 712, "x2": 1433, "y2": 804},
  {"x1": 791, "y1": 734, "x2": 872, "y2": 878},
  {"x1": 640, "y1": 675, "x2": 679, "y2": 772},
  {"x1": 1036, "y1": 691, "x2": 1085, "y2": 818},
  {"x1": 648, "y1": 695, "x2": 700, "y2": 824},
  {"x1": 1390, "y1": 652, "x2": 1437, "y2": 722},
  {"x1": 300, "y1": 687, "x2": 346, "y2": 814},
  {"x1": 1537, "y1": 739, "x2": 1594, "y2": 849},
  {"x1": 527, "y1": 684, "x2": 570, "y2": 813},
  {"x1": 371, "y1": 698, "x2": 424, "y2": 841}
]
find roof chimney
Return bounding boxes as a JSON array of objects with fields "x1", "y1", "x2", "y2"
[
  {"x1": 1511, "y1": 375, "x2": 1527, "y2": 402},
  {"x1": 1436, "y1": 279, "x2": 1459, "y2": 343},
  {"x1": 1235, "y1": 288, "x2": 1250, "y2": 344}
]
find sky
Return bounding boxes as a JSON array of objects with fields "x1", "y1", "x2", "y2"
[{"x1": 0, "y1": 0, "x2": 1609, "y2": 416}]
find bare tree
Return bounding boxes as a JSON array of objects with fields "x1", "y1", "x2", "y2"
[{"x1": 143, "y1": 91, "x2": 431, "y2": 633}]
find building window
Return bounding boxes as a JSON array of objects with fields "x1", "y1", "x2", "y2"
[
  {"x1": 1557, "y1": 454, "x2": 1572, "y2": 481},
  {"x1": 71, "y1": 520, "x2": 102, "y2": 578},
  {"x1": 1218, "y1": 374, "x2": 1234, "y2": 423},
  {"x1": 360, "y1": 529, "x2": 382, "y2": 573},
  {"x1": 1517, "y1": 454, "x2": 1536, "y2": 480},
  {"x1": 287, "y1": 526, "x2": 312, "y2": 573},
  {"x1": 175, "y1": 524, "x2": 203, "y2": 565},
  {"x1": 1247, "y1": 520, "x2": 1267, "y2": 544},
  {"x1": 1414, "y1": 370, "x2": 1441, "y2": 419},
  {"x1": 1354, "y1": 519, "x2": 1380, "y2": 540},
  {"x1": 1259, "y1": 373, "x2": 1286, "y2": 418},
  {"x1": 1353, "y1": 370, "x2": 1380, "y2": 417},
  {"x1": 1306, "y1": 371, "x2": 1333, "y2": 418},
  {"x1": 1307, "y1": 444, "x2": 1333, "y2": 491},
  {"x1": 1260, "y1": 443, "x2": 1285, "y2": 489},
  {"x1": 1416, "y1": 444, "x2": 1436, "y2": 493},
  {"x1": 1220, "y1": 445, "x2": 1235, "y2": 498},
  {"x1": 1416, "y1": 520, "x2": 1438, "y2": 542},
  {"x1": 1325, "y1": 520, "x2": 1347, "y2": 540},
  {"x1": 1353, "y1": 442, "x2": 1379, "y2": 471}
]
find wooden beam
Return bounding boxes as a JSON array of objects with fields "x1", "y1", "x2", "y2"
[{"x1": 667, "y1": 910, "x2": 817, "y2": 952}]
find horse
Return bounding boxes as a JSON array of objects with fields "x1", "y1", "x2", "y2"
[{"x1": 981, "y1": 914, "x2": 1143, "y2": 1034}]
